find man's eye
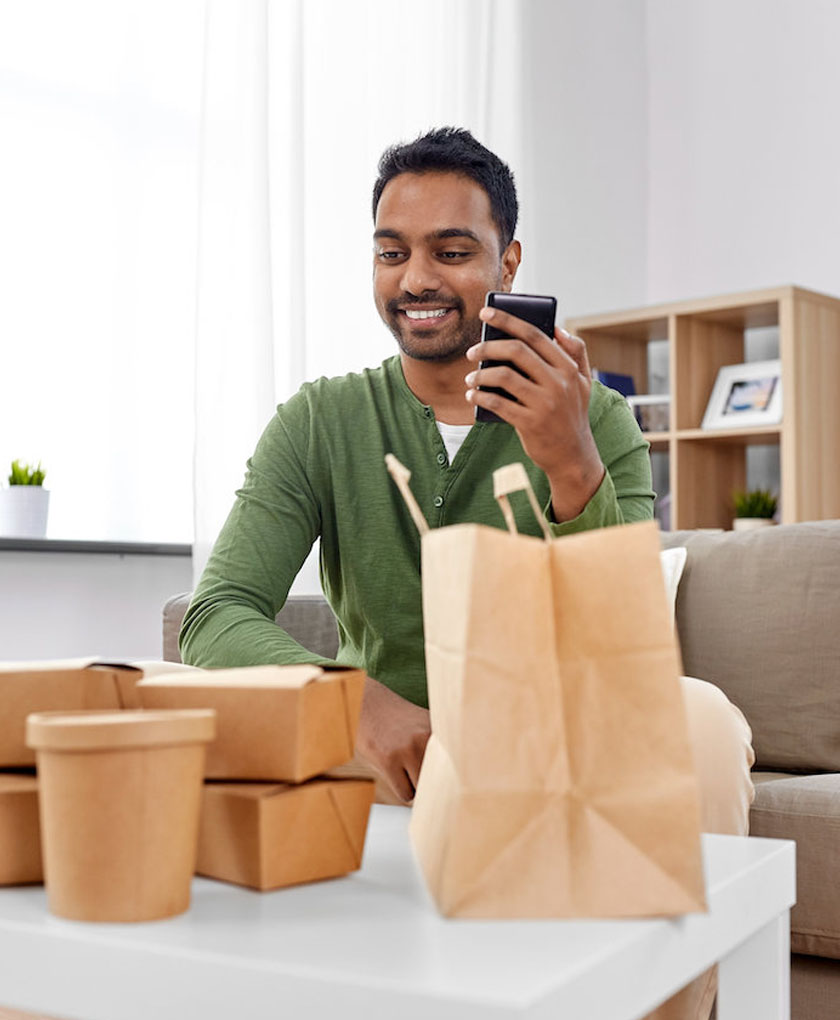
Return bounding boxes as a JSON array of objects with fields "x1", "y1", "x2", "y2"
[
  {"x1": 439, "y1": 251, "x2": 470, "y2": 260},
  {"x1": 377, "y1": 250, "x2": 405, "y2": 261}
]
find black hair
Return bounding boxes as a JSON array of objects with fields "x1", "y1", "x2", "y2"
[{"x1": 372, "y1": 127, "x2": 518, "y2": 250}]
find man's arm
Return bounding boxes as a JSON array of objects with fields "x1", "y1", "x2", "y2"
[
  {"x1": 180, "y1": 396, "x2": 431, "y2": 803},
  {"x1": 545, "y1": 390, "x2": 655, "y2": 535},
  {"x1": 180, "y1": 406, "x2": 334, "y2": 669},
  {"x1": 356, "y1": 678, "x2": 431, "y2": 803}
]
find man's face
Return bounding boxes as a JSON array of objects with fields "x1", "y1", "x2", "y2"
[{"x1": 373, "y1": 171, "x2": 518, "y2": 363}]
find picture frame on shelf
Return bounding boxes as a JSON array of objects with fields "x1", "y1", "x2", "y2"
[
  {"x1": 626, "y1": 394, "x2": 670, "y2": 433},
  {"x1": 701, "y1": 359, "x2": 783, "y2": 431}
]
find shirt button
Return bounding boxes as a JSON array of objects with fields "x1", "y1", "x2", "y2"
[
  {"x1": 433, "y1": 495, "x2": 444, "y2": 508},
  {"x1": 436, "y1": 452, "x2": 447, "y2": 465},
  {"x1": 424, "y1": 407, "x2": 433, "y2": 419}
]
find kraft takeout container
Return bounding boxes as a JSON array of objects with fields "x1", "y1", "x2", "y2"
[
  {"x1": 0, "y1": 658, "x2": 144, "y2": 766},
  {"x1": 137, "y1": 665, "x2": 365, "y2": 782},
  {"x1": 27, "y1": 708, "x2": 215, "y2": 922},
  {"x1": 0, "y1": 772, "x2": 42, "y2": 885},
  {"x1": 196, "y1": 777, "x2": 375, "y2": 890}
]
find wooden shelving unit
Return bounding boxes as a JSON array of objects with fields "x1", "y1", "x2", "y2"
[{"x1": 566, "y1": 285, "x2": 840, "y2": 530}]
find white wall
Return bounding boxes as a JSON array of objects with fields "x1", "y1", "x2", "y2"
[
  {"x1": 519, "y1": 0, "x2": 649, "y2": 318},
  {"x1": 0, "y1": 552, "x2": 192, "y2": 661},
  {"x1": 644, "y1": 1, "x2": 840, "y2": 498},
  {"x1": 646, "y1": 0, "x2": 840, "y2": 304},
  {"x1": 520, "y1": 1, "x2": 840, "y2": 312},
  {"x1": 519, "y1": 1, "x2": 830, "y2": 506}
]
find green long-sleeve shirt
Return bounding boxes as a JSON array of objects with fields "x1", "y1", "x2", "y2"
[{"x1": 180, "y1": 355, "x2": 654, "y2": 706}]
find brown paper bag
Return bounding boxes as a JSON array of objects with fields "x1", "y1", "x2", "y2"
[{"x1": 387, "y1": 456, "x2": 706, "y2": 919}]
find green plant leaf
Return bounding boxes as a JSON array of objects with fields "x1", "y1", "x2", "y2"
[
  {"x1": 7, "y1": 459, "x2": 46, "y2": 486},
  {"x1": 732, "y1": 488, "x2": 777, "y2": 518}
]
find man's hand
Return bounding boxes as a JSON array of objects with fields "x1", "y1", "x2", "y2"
[
  {"x1": 464, "y1": 306, "x2": 606, "y2": 522},
  {"x1": 355, "y1": 676, "x2": 431, "y2": 803}
]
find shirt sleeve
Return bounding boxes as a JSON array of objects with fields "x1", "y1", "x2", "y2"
[
  {"x1": 546, "y1": 386, "x2": 656, "y2": 537},
  {"x1": 179, "y1": 397, "x2": 338, "y2": 669}
]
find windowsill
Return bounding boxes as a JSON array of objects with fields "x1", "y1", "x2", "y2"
[{"x1": 0, "y1": 537, "x2": 191, "y2": 557}]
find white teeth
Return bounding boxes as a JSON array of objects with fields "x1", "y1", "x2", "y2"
[{"x1": 404, "y1": 308, "x2": 449, "y2": 320}]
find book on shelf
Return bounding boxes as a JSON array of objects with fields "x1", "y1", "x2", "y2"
[{"x1": 592, "y1": 369, "x2": 636, "y2": 398}]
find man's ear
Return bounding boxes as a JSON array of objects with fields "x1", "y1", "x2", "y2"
[{"x1": 500, "y1": 240, "x2": 521, "y2": 291}]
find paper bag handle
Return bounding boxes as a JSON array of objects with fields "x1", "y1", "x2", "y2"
[
  {"x1": 385, "y1": 454, "x2": 430, "y2": 536},
  {"x1": 493, "y1": 462, "x2": 553, "y2": 541},
  {"x1": 385, "y1": 454, "x2": 551, "y2": 542}
]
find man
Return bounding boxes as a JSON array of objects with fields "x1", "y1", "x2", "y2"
[
  {"x1": 183, "y1": 127, "x2": 752, "y2": 1020},
  {"x1": 180, "y1": 127, "x2": 656, "y2": 802}
]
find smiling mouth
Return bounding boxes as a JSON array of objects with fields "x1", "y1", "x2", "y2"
[{"x1": 400, "y1": 307, "x2": 456, "y2": 325}]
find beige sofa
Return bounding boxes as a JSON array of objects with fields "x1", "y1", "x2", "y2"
[{"x1": 164, "y1": 520, "x2": 840, "y2": 1020}]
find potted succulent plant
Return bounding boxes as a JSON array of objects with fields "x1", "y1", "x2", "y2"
[
  {"x1": 732, "y1": 488, "x2": 777, "y2": 531},
  {"x1": 0, "y1": 460, "x2": 50, "y2": 538}
]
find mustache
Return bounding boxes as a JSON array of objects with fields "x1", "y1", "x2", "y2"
[{"x1": 387, "y1": 293, "x2": 464, "y2": 316}]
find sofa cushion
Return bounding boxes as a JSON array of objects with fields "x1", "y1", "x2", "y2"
[
  {"x1": 162, "y1": 593, "x2": 340, "y2": 663},
  {"x1": 751, "y1": 772, "x2": 840, "y2": 959},
  {"x1": 162, "y1": 593, "x2": 192, "y2": 662},
  {"x1": 661, "y1": 522, "x2": 840, "y2": 772}
]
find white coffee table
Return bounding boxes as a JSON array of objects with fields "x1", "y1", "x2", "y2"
[{"x1": 0, "y1": 805, "x2": 795, "y2": 1020}]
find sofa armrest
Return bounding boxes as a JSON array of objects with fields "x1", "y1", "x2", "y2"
[{"x1": 751, "y1": 772, "x2": 840, "y2": 961}]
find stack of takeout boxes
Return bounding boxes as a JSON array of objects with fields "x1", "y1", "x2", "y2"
[
  {"x1": 0, "y1": 658, "x2": 374, "y2": 902},
  {"x1": 136, "y1": 664, "x2": 374, "y2": 891},
  {"x1": 0, "y1": 658, "x2": 144, "y2": 887}
]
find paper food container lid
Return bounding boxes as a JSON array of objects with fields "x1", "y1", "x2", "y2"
[
  {"x1": 137, "y1": 664, "x2": 327, "y2": 690},
  {"x1": 0, "y1": 657, "x2": 139, "y2": 674},
  {"x1": 25, "y1": 709, "x2": 216, "y2": 752}
]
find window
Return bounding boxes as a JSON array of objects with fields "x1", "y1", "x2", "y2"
[{"x1": 0, "y1": 1, "x2": 204, "y2": 541}]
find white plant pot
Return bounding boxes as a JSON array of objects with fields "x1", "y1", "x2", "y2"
[
  {"x1": 732, "y1": 516, "x2": 774, "y2": 532},
  {"x1": 0, "y1": 487, "x2": 50, "y2": 538}
]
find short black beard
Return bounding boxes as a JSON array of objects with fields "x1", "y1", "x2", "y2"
[
  {"x1": 389, "y1": 316, "x2": 482, "y2": 362},
  {"x1": 384, "y1": 291, "x2": 480, "y2": 363}
]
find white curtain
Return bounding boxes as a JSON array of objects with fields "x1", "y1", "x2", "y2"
[
  {"x1": 193, "y1": 0, "x2": 525, "y2": 588},
  {"x1": 0, "y1": 1, "x2": 203, "y2": 543}
]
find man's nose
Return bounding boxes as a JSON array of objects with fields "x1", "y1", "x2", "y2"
[{"x1": 400, "y1": 253, "x2": 442, "y2": 297}]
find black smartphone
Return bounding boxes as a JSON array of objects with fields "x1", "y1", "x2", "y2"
[{"x1": 475, "y1": 291, "x2": 557, "y2": 423}]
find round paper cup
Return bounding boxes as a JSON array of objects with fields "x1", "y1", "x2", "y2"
[{"x1": 26, "y1": 709, "x2": 215, "y2": 922}]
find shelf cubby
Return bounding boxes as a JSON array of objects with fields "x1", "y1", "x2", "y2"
[{"x1": 567, "y1": 286, "x2": 840, "y2": 529}]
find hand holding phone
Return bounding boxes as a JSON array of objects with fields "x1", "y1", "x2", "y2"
[
  {"x1": 474, "y1": 292, "x2": 557, "y2": 424},
  {"x1": 466, "y1": 292, "x2": 605, "y2": 522}
]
